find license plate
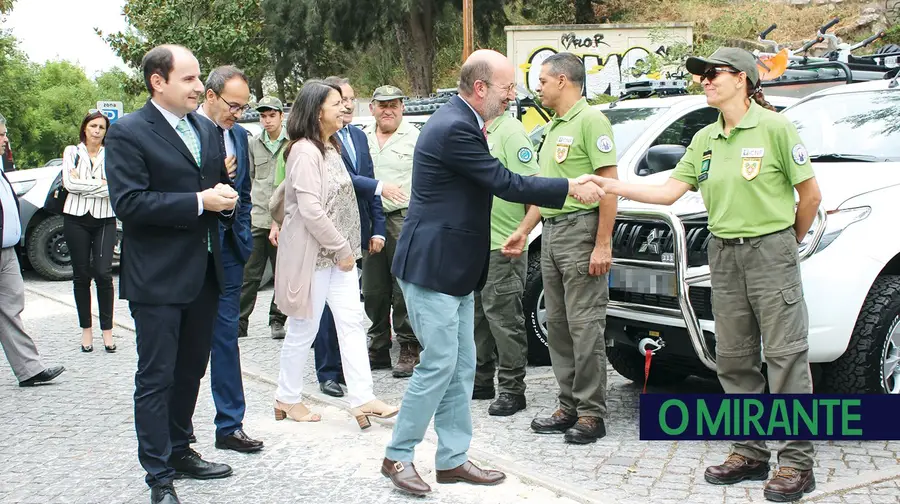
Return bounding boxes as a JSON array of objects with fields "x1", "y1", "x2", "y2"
[{"x1": 609, "y1": 266, "x2": 677, "y2": 296}]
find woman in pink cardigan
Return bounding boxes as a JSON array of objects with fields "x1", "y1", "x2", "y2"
[{"x1": 272, "y1": 80, "x2": 398, "y2": 428}]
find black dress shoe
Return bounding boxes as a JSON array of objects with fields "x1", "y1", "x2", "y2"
[
  {"x1": 170, "y1": 448, "x2": 233, "y2": 480},
  {"x1": 564, "y1": 416, "x2": 606, "y2": 444},
  {"x1": 188, "y1": 434, "x2": 196, "y2": 444},
  {"x1": 19, "y1": 366, "x2": 65, "y2": 387},
  {"x1": 488, "y1": 393, "x2": 526, "y2": 416},
  {"x1": 472, "y1": 385, "x2": 495, "y2": 400},
  {"x1": 319, "y1": 380, "x2": 344, "y2": 397},
  {"x1": 150, "y1": 483, "x2": 181, "y2": 504},
  {"x1": 215, "y1": 429, "x2": 264, "y2": 453}
]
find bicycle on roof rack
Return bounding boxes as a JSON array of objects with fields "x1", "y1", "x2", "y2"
[{"x1": 753, "y1": 18, "x2": 900, "y2": 96}]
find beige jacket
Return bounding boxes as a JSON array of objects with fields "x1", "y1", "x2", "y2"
[{"x1": 273, "y1": 139, "x2": 353, "y2": 319}]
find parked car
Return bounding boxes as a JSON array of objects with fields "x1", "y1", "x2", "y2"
[
  {"x1": 523, "y1": 77, "x2": 900, "y2": 393},
  {"x1": 6, "y1": 165, "x2": 122, "y2": 280}
]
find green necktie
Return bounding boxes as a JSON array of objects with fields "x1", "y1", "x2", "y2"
[{"x1": 175, "y1": 118, "x2": 211, "y2": 253}]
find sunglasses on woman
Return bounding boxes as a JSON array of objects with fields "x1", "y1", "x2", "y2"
[{"x1": 692, "y1": 67, "x2": 741, "y2": 84}]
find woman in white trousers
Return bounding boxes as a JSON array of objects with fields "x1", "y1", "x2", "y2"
[{"x1": 271, "y1": 80, "x2": 398, "y2": 429}]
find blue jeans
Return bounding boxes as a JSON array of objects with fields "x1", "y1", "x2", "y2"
[
  {"x1": 209, "y1": 244, "x2": 246, "y2": 438},
  {"x1": 385, "y1": 280, "x2": 475, "y2": 470}
]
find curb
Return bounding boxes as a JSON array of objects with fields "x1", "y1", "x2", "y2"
[{"x1": 23, "y1": 285, "x2": 900, "y2": 504}]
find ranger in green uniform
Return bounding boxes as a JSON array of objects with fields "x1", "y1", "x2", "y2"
[
  {"x1": 594, "y1": 47, "x2": 823, "y2": 503},
  {"x1": 518, "y1": 52, "x2": 618, "y2": 444},
  {"x1": 472, "y1": 113, "x2": 540, "y2": 416}
]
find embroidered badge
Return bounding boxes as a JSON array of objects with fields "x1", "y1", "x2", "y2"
[
  {"x1": 556, "y1": 135, "x2": 574, "y2": 146},
  {"x1": 517, "y1": 147, "x2": 533, "y2": 163},
  {"x1": 741, "y1": 147, "x2": 765, "y2": 158},
  {"x1": 596, "y1": 135, "x2": 613, "y2": 153},
  {"x1": 555, "y1": 144, "x2": 570, "y2": 163},
  {"x1": 792, "y1": 144, "x2": 809, "y2": 165},
  {"x1": 700, "y1": 150, "x2": 712, "y2": 174},
  {"x1": 742, "y1": 158, "x2": 761, "y2": 180}
]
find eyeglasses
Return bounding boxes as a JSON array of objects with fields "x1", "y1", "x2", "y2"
[
  {"x1": 341, "y1": 97, "x2": 358, "y2": 105},
  {"x1": 215, "y1": 92, "x2": 251, "y2": 114},
  {"x1": 693, "y1": 67, "x2": 741, "y2": 84},
  {"x1": 481, "y1": 81, "x2": 516, "y2": 94}
]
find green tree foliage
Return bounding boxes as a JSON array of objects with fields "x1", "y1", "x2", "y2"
[
  {"x1": 0, "y1": 34, "x2": 147, "y2": 168},
  {"x1": 99, "y1": 0, "x2": 270, "y2": 96},
  {"x1": 299, "y1": 0, "x2": 508, "y2": 96}
]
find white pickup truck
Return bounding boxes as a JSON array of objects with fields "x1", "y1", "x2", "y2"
[{"x1": 524, "y1": 77, "x2": 900, "y2": 395}]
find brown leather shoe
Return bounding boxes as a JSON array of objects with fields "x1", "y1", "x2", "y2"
[
  {"x1": 763, "y1": 467, "x2": 816, "y2": 502},
  {"x1": 530, "y1": 408, "x2": 577, "y2": 434},
  {"x1": 392, "y1": 343, "x2": 420, "y2": 378},
  {"x1": 563, "y1": 416, "x2": 606, "y2": 444},
  {"x1": 380, "y1": 458, "x2": 431, "y2": 496},
  {"x1": 436, "y1": 461, "x2": 506, "y2": 486},
  {"x1": 704, "y1": 453, "x2": 771, "y2": 485}
]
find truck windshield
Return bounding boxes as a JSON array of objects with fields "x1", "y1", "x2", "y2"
[
  {"x1": 784, "y1": 90, "x2": 900, "y2": 162},
  {"x1": 603, "y1": 107, "x2": 669, "y2": 160}
]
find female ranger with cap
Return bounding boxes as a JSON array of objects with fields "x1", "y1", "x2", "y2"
[{"x1": 592, "y1": 47, "x2": 822, "y2": 503}]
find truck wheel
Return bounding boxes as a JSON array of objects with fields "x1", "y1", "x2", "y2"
[
  {"x1": 822, "y1": 275, "x2": 900, "y2": 394},
  {"x1": 607, "y1": 346, "x2": 689, "y2": 386},
  {"x1": 26, "y1": 215, "x2": 72, "y2": 281},
  {"x1": 524, "y1": 253, "x2": 551, "y2": 366}
]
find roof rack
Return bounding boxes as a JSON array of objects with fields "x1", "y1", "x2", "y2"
[{"x1": 607, "y1": 79, "x2": 689, "y2": 109}]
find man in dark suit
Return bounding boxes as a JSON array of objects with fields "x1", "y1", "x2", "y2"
[
  {"x1": 105, "y1": 45, "x2": 238, "y2": 504},
  {"x1": 197, "y1": 65, "x2": 263, "y2": 453},
  {"x1": 311, "y1": 76, "x2": 389, "y2": 398},
  {"x1": 380, "y1": 50, "x2": 605, "y2": 496}
]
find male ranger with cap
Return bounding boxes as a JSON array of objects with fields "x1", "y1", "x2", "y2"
[
  {"x1": 505, "y1": 52, "x2": 618, "y2": 444},
  {"x1": 239, "y1": 96, "x2": 289, "y2": 340},
  {"x1": 472, "y1": 110, "x2": 540, "y2": 416},
  {"x1": 364, "y1": 85, "x2": 421, "y2": 378}
]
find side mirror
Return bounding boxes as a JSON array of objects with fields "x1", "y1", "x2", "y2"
[{"x1": 645, "y1": 144, "x2": 687, "y2": 175}]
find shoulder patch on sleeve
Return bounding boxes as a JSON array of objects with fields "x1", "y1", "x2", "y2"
[
  {"x1": 596, "y1": 135, "x2": 613, "y2": 153},
  {"x1": 517, "y1": 147, "x2": 533, "y2": 163},
  {"x1": 791, "y1": 144, "x2": 809, "y2": 165}
]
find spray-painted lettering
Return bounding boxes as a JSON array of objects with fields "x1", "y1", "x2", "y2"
[{"x1": 560, "y1": 33, "x2": 609, "y2": 51}]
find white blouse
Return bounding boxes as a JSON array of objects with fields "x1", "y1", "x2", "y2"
[{"x1": 61, "y1": 143, "x2": 115, "y2": 219}]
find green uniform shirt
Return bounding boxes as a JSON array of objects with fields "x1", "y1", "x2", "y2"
[
  {"x1": 366, "y1": 119, "x2": 419, "y2": 214},
  {"x1": 538, "y1": 98, "x2": 617, "y2": 218},
  {"x1": 670, "y1": 101, "x2": 815, "y2": 239},
  {"x1": 487, "y1": 115, "x2": 541, "y2": 251},
  {"x1": 262, "y1": 126, "x2": 287, "y2": 155}
]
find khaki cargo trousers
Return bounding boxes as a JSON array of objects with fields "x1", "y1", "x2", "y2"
[{"x1": 709, "y1": 227, "x2": 814, "y2": 470}]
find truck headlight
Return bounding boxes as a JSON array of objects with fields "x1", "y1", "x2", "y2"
[
  {"x1": 11, "y1": 180, "x2": 35, "y2": 196},
  {"x1": 800, "y1": 206, "x2": 871, "y2": 255}
]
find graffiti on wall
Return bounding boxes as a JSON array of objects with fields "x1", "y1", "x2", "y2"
[{"x1": 519, "y1": 44, "x2": 682, "y2": 98}]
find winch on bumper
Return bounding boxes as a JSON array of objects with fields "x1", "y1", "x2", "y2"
[{"x1": 604, "y1": 208, "x2": 826, "y2": 384}]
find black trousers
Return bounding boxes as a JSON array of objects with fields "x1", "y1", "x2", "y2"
[
  {"x1": 63, "y1": 213, "x2": 116, "y2": 330},
  {"x1": 131, "y1": 259, "x2": 219, "y2": 488}
]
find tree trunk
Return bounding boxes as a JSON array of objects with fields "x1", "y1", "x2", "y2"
[
  {"x1": 574, "y1": 0, "x2": 596, "y2": 23},
  {"x1": 394, "y1": 0, "x2": 435, "y2": 96},
  {"x1": 250, "y1": 76, "x2": 264, "y2": 102}
]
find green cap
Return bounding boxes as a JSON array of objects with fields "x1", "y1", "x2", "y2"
[
  {"x1": 255, "y1": 96, "x2": 283, "y2": 112},
  {"x1": 686, "y1": 47, "x2": 760, "y2": 87},
  {"x1": 372, "y1": 85, "x2": 405, "y2": 101}
]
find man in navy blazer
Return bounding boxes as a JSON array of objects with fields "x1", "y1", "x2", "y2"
[
  {"x1": 311, "y1": 76, "x2": 388, "y2": 398},
  {"x1": 196, "y1": 65, "x2": 263, "y2": 454},
  {"x1": 380, "y1": 50, "x2": 605, "y2": 496},
  {"x1": 106, "y1": 45, "x2": 238, "y2": 504}
]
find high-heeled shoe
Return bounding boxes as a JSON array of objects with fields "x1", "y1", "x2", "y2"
[
  {"x1": 81, "y1": 345, "x2": 93, "y2": 353},
  {"x1": 273, "y1": 400, "x2": 321, "y2": 422},
  {"x1": 351, "y1": 399, "x2": 400, "y2": 430},
  {"x1": 102, "y1": 333, "x2": 116, "y2": 353}
]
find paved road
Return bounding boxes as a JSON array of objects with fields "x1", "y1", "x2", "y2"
[{"x1": 2, "y1": 272, "x2": 898, "y2": 504}]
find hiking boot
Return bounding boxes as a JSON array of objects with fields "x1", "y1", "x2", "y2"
[
  {"x1": 704, "y1": 453, "x2": 771, "y2": 485},
  {"x1": 392, "y1": 343, "x2": 420, "y2": 378},
  {"x1": 763, "y1": 467, "x2": 815, "y2": 502}
]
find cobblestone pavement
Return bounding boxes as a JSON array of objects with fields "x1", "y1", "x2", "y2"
[{"x1": 9, "y1": 272, "x2": 900, "y2": 504}]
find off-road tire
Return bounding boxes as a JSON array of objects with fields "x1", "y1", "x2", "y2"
[
  {"x1": 523, "y1": 252, "x2": 551, "y2": 366},
  {"x1": 26, "y1": 215, "x2": 72, "y2": 281},
  {"x1": 607, "y1": 345, "x2": 689, "y2": 386},
  {"x1": 822, "y1": 275, "x2": 900, "y2": 394}
]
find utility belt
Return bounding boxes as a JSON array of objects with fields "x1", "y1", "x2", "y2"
[
  {"x1": 713, "y1": 227, "x2": 793, "y2": 246},
  {"x1": 543, "y1": 208, "x2": 598, "y2": 226}
]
